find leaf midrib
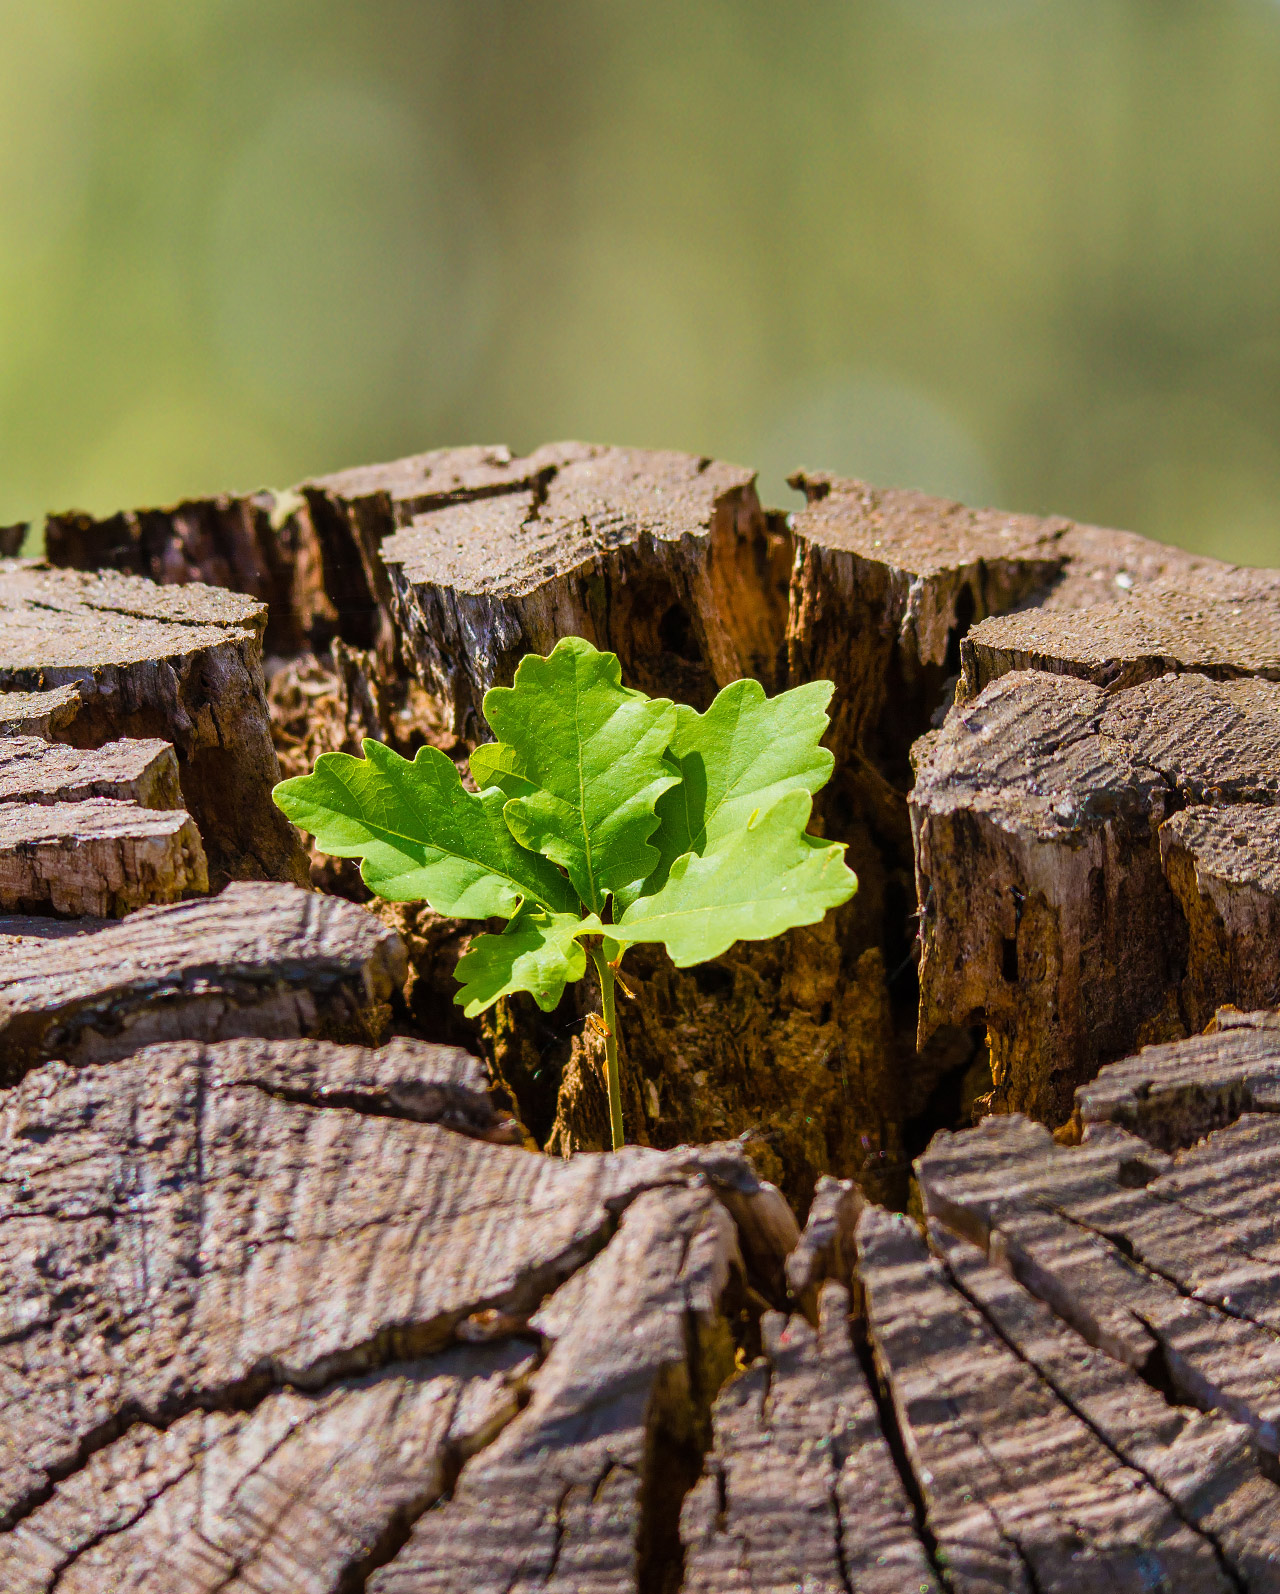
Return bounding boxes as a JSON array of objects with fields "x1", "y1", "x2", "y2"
[{"x1": 323, "y1": 764, "x2": 564, "y2": 909}]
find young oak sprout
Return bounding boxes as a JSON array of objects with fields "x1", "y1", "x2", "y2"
[{"x1": 272, "y1": 636, "x2": 857, "y2": 1151}]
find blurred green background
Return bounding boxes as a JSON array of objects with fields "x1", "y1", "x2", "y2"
[{"x1": 5, "y1": 0, "x2": 1280, "y2": 563}]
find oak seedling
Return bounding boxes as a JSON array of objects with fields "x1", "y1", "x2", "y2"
[{"x1": 273, "y1": 636, "x2": 857, "y2": 1150}]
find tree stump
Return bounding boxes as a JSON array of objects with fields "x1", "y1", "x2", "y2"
[{"x1": 9, "y1": 445, "x2": 1280, "y2": 1589}]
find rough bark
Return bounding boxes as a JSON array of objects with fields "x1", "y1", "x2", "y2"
[
  {"x1": 913, "y1": 668, "x2": 1280, "y2": 1123},
  {"x1": 0, "y1": 798, "x2": 207, "y2": 917},
  {"x1": 680, "y1": 1285, "x2": 940, "y2": 1594},
  {"x1": 0, "y1": 881, "x2": 407, "y2": 1077},
  {"x1": 0, "y1": 561, "x2": 308, "y2": 888},
  {"x1": 0, "y1": 1041, "x2": 790, "y2": 1591}
]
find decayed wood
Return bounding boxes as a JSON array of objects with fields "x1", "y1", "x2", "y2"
[
  {"x1": 0, "y1": 798, "x2": 207, "y2": 917},
  {"x1": 857, "y1": 1203, "x2": 1239, "y2": 1592},
  {"x1": 303, "y1": 440, "x2": 596, "y2": 671},
  {"x1": 0, "y1": 684, "x2": 81, "y2": 739},
  {"x1": 0, "y1": 882, "x2": 406, "y2": 1077},
  {"x1": 1077, "y1": 1011, "x2": 1280, "y2": 1148},
  {"x1": 912, "y1": 667, "x2": 1280, "y2": 1122},
  {"x1": 1161, "y1": 805, "x2": 1280, "y2": 1028},
  {"x1": 382, "y1": 444, "x2": 788, "y2": 736},
  {"x1": 931, "y1": 1220, "x2": 1280, "y2": 1584},
  {"x1": 0, "y1": 561, "x2": 308, "y2": 887},
  {"x1": 917, "y1": 1114, "x2": 1280, "y2": 1458},
  {"x1": 44, "y1": 489, "x2": 334, "y2": 656},
  {"x1": 0, "y1": 1040, "x2": 794, "y2": 1591},
  {"x1": 681, "y1": 1284, "x2": 941, "y2": 1594}
]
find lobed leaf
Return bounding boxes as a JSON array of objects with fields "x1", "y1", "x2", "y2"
[
  {"x1": 483, "y1": 636, "x2": 679, "y2": 912},
  {"x1": 613, "y1": 788, "x2": 857, "y2": 965},
  {"x1": 614, "y1": 678, "x2": 836, "y2": 910},
  {"x1": 273, "y1": 741, "x2": 577, "y2": 916},
  {"x1": 469, "y1": 740, "x2": 537, "y2": 800},
  {"x1": 454, "y1": 905, "x2": 603, "y2": 1017}
]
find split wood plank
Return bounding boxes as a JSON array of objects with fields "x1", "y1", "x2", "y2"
[
  {"x1": 0, "y1": 685, "x2": 81, "y2": 739},
  {"x1": 0, "y1": 797, "x2": 207, "y2": 916}
]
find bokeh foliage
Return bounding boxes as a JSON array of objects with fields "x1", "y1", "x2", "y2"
[{"x1": 4, "y1": 0, "x2": 1280, "y2": 562}]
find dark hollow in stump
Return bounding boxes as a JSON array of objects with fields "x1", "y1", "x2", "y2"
[
  {"x1": 0, "y1": 882, "x2": 407, "y2": 1079},
  {"x1": 0, "y1": 561, "x2": 308, "y2": 889}
]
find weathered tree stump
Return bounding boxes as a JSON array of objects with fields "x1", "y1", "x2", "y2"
[{"x1": 8, "y1": 445, "x2": 1280, "y2": 1589}]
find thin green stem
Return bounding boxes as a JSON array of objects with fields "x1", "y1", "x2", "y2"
[{"x1": 588, "y1": 943, "x2": 624, "y2": 1151}]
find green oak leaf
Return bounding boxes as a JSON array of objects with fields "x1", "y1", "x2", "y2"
[
  {"x1": 482, "y1": 636, "x2": 680, "y2": 912},
  {"x1": 613, "y1": 789, "x2": 856, "y2": 965},
  {"x1": 454, "y1": 906, "x2": 604, "y2": 1017},
  {"x1": 273, "y1": 740, "x2": 577, "y2": 915},
  {"x1": 614, "y1": 677, "x2": 836, "y2": 910},
  {"x1": 469, "y1": 740, "x2": 537, "y2": 800}
]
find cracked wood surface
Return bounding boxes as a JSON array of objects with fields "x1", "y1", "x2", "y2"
[
  {"x1": 917, "y1": 1113, "x2": 1280, "y2": 1458},
  {"x1": 960, "y1": 568, "x2": 1280, "y2": 698},
  {"x1": 372, "y1": 1182, "x2": 741, "y2": 1593},
  {"x1": 0, "y1": 1038, "x2": 794, "y2": 1592},
  {"x1": 1077, "y1": 1010, "x2": 1280, "y2": 1147},
  {"x1": 0, "y1": 882, "x2": 407, "y2": 1076},
  {"x1": 1, "y1": 1342, "x2": 535, "y2": 1594},
  {"x1": 681, "y1": 1282, "x2": 940, "y2": 1594},
  {"x1": 930, "y1": 1220, "x2": 1280, "y2": 1585},
  {"x1": 858, "y1": 1203, "x2": 1238, "y2": 1592},
  {"x1": 0, "y1": 561, "x2": 307, "y2": 888},
  {"x1": 912, "y1": 668, "x2": 1280, "y2": 1122}
]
